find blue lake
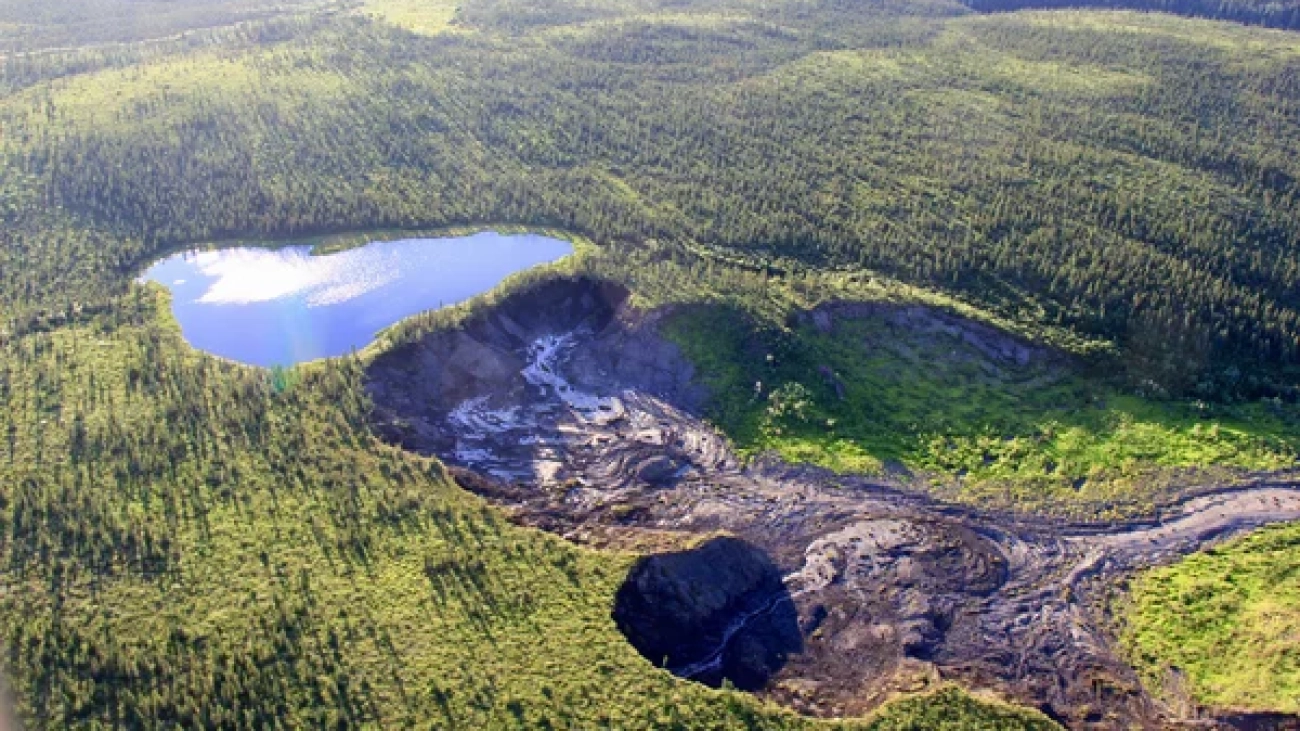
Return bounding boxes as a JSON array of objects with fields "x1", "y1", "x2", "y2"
[{"x1": 141, "y1": 231, "x2": 574, "y2": 367}]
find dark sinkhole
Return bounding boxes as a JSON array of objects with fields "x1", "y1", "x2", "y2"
[{"x1": 612, "y1": 536, "x2": 802, "y2": 691}]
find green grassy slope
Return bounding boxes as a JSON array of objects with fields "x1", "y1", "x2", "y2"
[
  {"x1": 664, "y1": 304, "x2": 1299, "y2": 518},
  {"x1": 1123, "y1": 522, "x2": 1300, "y2": 714}
]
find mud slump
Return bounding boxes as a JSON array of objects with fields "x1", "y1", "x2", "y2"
[
  {"x1": 613, "y1": 536, "x2": 801, "y2": 690},
  {"x1": 366, "y1": 276, "x2": 1300, "y2": 730}
]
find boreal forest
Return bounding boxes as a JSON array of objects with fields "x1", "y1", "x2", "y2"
[{"x1": 1, "y1": 0, "x2": 1299, "y2": 728}]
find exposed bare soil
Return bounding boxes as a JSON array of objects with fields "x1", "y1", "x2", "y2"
[{"x1": 366, "y1": 277, "x2": 1300, "y2": 731}]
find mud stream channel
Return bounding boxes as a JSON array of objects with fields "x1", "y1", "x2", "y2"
[{"x1": 366, "y1": 278, "x2": 1300, "y2": 730}]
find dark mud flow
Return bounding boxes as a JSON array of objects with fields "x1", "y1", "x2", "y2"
[{"x1": 366, "y1": 277, "x2": 1300, "y2": 730}]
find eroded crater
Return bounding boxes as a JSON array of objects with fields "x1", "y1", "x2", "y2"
[
  {"x1": 613, "y1": 536, "x2": 801, "y2": 690},
  {"x1": 365, "y1": 276, "x2": 1300, "y2": 730}
]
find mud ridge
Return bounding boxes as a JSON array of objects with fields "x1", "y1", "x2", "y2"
[{"x1": 366, "y1": 276, "x2": 1300, "y2": 731}]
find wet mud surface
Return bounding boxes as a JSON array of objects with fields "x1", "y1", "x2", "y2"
[{"x1": 366, "y1": 278, "x2": 1300, "y2": 730}]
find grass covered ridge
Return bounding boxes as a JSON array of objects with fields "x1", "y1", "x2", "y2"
[
  {"x1": 1123, "y1": 522, "x2": 1300, "y2": 714},
  {"x1": 358, "y1": 0, "x2": 460, "y2": 36}
]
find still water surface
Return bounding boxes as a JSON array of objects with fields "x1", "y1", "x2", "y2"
[{"x1": 142, "y1": 231, "x2": 573, "y2": 367}]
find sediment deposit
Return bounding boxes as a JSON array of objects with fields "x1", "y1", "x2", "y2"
[{"x1": 367, "y1": 278, "x2": 1300, "y2": 730}]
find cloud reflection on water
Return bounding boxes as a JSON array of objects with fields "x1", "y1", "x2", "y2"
[{"x1": 191, "y1": 247, "x2": 400, "y2": 307}]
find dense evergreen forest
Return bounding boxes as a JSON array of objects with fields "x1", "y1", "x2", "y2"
[
  {"x1": 4, "y1": 0, "x2": 1300, "y2": 400},
  {"x1": 1, "y1": 0, "x2": 1299, "y2": 726},
  {"x1": 0, "y1": 0, "x2": 336, "y2": 53},
  {"x1": 962, "y1": 0, "x2": 1300, "y2": 31}
]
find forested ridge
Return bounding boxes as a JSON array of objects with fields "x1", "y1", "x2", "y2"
[
  {"x1": 1, "y1": 0, "x2": 1300, "y2": 726},
  {"x1": 0, "y1": 0, "x2": 339, "y2": 54},
  {"x1": 4, "y1": 0, "x2": 1300, "y2": 399},
  {"x1": 963, "y1": 0, "x2": 1300, "y2": 31}
]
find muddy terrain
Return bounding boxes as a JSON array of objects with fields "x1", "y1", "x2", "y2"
[{"x1": 366, "y1": 277, "x2": 1300, "y2": 730}]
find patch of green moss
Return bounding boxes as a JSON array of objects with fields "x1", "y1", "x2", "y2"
[
  {"x1": 665, "y1": 305, "x2": 1299, "y2": 514},
  {"x1": 1123, "y1": 523, "x2": 1300, "y2": 714}
]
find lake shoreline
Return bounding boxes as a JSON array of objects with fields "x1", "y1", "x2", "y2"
[{"x1": 140, "y1": 230, "x2": 577, "y2": 368}]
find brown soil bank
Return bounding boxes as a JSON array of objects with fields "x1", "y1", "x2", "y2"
[{"x1": 365, "y1": 276, "x2": 1300, "y2": 731}]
